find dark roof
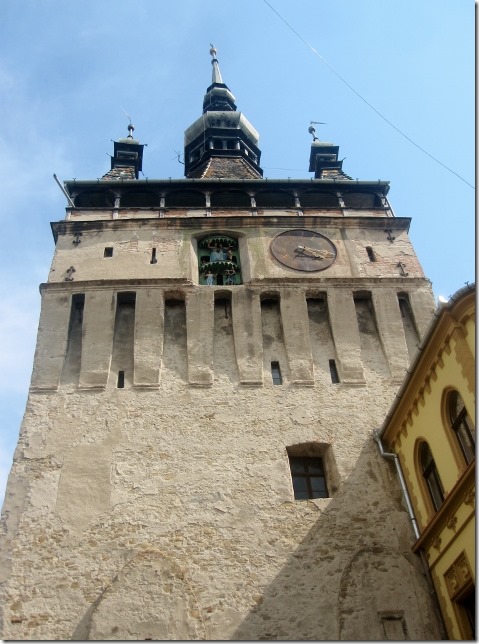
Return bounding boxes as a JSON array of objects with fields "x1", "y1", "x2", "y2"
[
  {"x1": 101, "y1": 166, "x2": 137, "y2": 181},
  {"x1": 321, "y1": 167, "x2": 353, "y2": 180},
  {"x1": 188, "y1": 156, "x2": 262, "y2": 179}
]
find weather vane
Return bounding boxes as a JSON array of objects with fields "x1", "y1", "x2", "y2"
[{"x1": 308, "y1": 121, "x2": 326, "y2": 141}]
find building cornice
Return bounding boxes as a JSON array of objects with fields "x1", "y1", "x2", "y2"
[
  {"x1": 64, "y1": 178, "x2": 391, "y2": 192},
  {"x1": 39, "y1": 276, "x2": 432, "y2": 294},
  {"x1": 51, "y1": 215, "x2": 411, "y2": 242}
]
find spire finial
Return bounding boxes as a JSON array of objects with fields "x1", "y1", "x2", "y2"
[
  {"x1": 209, "y1": 43, "x2": 223, "y2": 85},
  {"x1": 121, "y1": 108, "x2": 135, "y2": 139}
]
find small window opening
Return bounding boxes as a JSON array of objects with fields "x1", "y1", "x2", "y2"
[
  {"x1": 398, "y1": 297, "x2": 409, "y2": 318},
  {"x1": 215, "y1": 297, "x2": 230, "y2": 319},
  {"x1": 366, "y1": 246, "x2": 376, "y2": 262},
  {"x1": 117, "y1": 371, "x2": 125, "y2": 389},
  {"x1": 104, "y1": 247, "x2": 113, "y2": 258},
  {"x1": 118, "y1": 150, "x2": 138, "y2": 161},
  {"x1": 271, "y1": 361, "x2": 282, "y2": 385},
  {"x1": 329, "y1": 359, "x2": 340, "y2": 384},
  {"x1": 289, "y1": 455, "x2": 329, "y2": 500},
  {"x1": 150, "y1": 247, "x2": 157, "y2": 264}
]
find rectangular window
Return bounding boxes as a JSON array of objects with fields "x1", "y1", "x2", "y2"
[
  {"x1": 289, "y1": 456, "x2": 329, "y2": 500},
  {"x1": 104, "y1": 247, "x2": 113, "y2": 258},
  {"x1": 329, "y1": 359, "x2": 340, "y2": 384},
  {"x1": 271, "y1": 361, "x2": 282, "y2": 385},
  {"x1": 366, "y1": 246, "x2": 376, "y2": 262},
  {"x1": 117, "y1": 371, "x2": 125, "y2": 388}
]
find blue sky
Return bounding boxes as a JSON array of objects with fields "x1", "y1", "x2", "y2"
[{"x1": 0, "y1": 0, "x2": 474, "y2": 502}]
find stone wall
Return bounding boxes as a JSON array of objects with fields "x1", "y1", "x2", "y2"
[
  {"x1": 0, "y1": 277, "x2": 442, "y2": 640},
  {"x1": 0, "y1": 203, "x2": 443, "y2": 640},
  {"x1": 2, "y1": 372, "x2": 441, "y2": 639}
]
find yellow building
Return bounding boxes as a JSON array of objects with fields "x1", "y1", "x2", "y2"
[{"x1": 378, "y1": 283, "x2": 475, "y2": 640}]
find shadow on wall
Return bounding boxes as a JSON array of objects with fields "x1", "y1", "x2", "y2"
[
  {"x1": 227, "y1": 441, "x2": 442, "y2": 641},
  {"x1": 69, "y1": 441, "x2": 442, "y2": 641}
]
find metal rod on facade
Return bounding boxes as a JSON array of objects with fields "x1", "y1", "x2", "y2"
[{"x1": 53, "y1": 174, "x2": 75, "y2": 207}]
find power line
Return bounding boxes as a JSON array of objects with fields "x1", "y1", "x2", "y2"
[{"x1": 262, "y1": 0, "x2": 474, "y2": 190}]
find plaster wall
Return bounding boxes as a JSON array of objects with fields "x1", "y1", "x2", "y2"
[
  {"x1": 48, "y1": 221, "x2": 424, "y2": 284},
  {"x1": 429, "y1": 515, "x2": 475, "y2": 640},
  {"x1": 395, "y1": 332, "x2": 475, "y2": 530}
]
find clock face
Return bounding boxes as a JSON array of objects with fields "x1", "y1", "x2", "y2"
[{"x1": 270, "y1": 229, "x2": 337, "y2": 272}]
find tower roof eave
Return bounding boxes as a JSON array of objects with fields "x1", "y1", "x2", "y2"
[{"x1": 184, "y1": 112, "x2": 260, "y2": 146}]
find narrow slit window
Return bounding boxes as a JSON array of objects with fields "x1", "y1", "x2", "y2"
[
  {"x1": 150, "y1": 248, "x2": 157, "y2": 264},
  {"x1": 271, "y1": 361, "x2": 282, "y2": 385},
  {"x1": 329, "y1": 359, "x2": 340, "y2": 384},
  {"x1": 398, "y1": 297, "x2": 408, "y2": 318},
  {"x1": 117, "y1": 371, "x2": 125, "y2": 389},
  {"x1": 366, "y1": 246, "x2": 376, "y2": 262},
  {"x1": 104, "y1": 247, "x2": 113, "y2": 258}
]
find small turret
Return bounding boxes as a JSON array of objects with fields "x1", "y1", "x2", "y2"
[
  {"x1": 102, "y1": 123, "x2": 145, "y2": 180},
  {"x1": 308, "y1": 124, "x2": 351, "y2": 180}
]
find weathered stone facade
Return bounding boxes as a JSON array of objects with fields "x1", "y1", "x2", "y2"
[{"x1": 0, "y1": 51, "x2": 443, "y2": 640}]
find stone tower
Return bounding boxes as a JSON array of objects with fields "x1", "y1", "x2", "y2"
[{"x1": 1, "y1": 48, "x2": 442, "y2": 640}]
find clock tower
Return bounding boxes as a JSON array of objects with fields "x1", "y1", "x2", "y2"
[{"x1": 0, "y1": 48, "x2": 442, "y2": 640}]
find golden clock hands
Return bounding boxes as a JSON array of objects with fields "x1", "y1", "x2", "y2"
[{"x1": 294, "y1": 245, "x2": 334, "y2": 260}]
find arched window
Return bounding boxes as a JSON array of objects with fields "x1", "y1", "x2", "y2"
[
  {"x1": 120, "y1": 190, "x2": 160, "y2": 208},
  {"x1": 299, "y1": 191, "x2": 339, "y2": 208},
  {"x1": 420, "y1": 442, "x2": 444, "y2": 511},
  {"x1": 74, "y1": 190, "x2": 116, "y2": 208},
  {"x1": 342, "y1": 192, "x2": 382, "y2": 208},
  {"x1": 255, "y1": 190, "x2": 296, "y2": 209},
  {"x1": 210, "y1": 190, "x2": 251, "y2": 208},
  {"x1": 197, "y1": 234, "x2": 242, "y2": 286},
  {"x1": 449, "y1": 390, "x2": 475, "y2": 464},
  {"x1": 165, "y1": 190, "x2": 205, "y2": 208}
]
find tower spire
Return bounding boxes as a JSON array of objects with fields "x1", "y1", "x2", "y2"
[
  {"x1": 183, "y1": 46, "x2": 263, "y2": 179},
  {"x1": 202, "y1": 45, "x2": 236, "y2": 113}
]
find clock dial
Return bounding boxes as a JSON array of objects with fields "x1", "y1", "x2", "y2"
[{"x1": 270, "y1": 229, "x2": 337, "y2": 272}]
